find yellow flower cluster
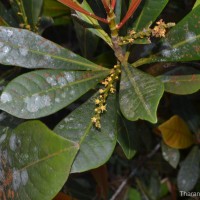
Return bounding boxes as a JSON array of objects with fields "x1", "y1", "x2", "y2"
[
  {"x1": 91, "y1": 65, "x2": 121, "y2": 128},
  {"x1": 152, "y1": 19, "x2": 175, "y2": 38},
  {"x1": 119, "y1": 19, "x2": 175, "y2": 45}
]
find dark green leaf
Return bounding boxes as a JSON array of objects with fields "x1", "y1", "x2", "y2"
[
  {"x1": 0, "y1": 69, "x2": 109, "y2": 118},
  {"x1": 117, "y1": 115, "x2": 136, "y2": 159},
  {"x1": 54, "y1": 93, "x2": 117, "y2": 173},
  {"x1": 73, "y1": 18, "x2": 99, "y2": 59},
  {"x1": 0, "y1": 26, "x2": 106, "y2": 70},
  {"x1": 132, "y1": 0, "x2": 169, "y2": 32},
  {"x1": 177, "y1": 146, "x2": 200, "y2": 192},
  {"x1": 0, "y1": 121, "x2": 79, "y2": 200},
  {"x1": 22, "y1": 0, "x2": 43, "y2": 26},
  {"x1": 161, "y1": 142, "x2": 180, "y2": 168},
  {"x1": 132, "y1": 5, "x2": 200, "y2": 67},
  {"x1": 0, "y1": 2, "x2": 18, "y2": 26},
  {"x1": 42, "y1": 0, "x2": 71, "y2": 25},
  {"x1": 126, "y1": 187, "x2": 141, "y2": 200},
  {"x1": 75, "y1": 0, "x2": 112, "y2": 48},
  {"x1": 119, "y1": 65, "x2": 164, "y2": 123},
  {"x1": 158, "y1": 74, "x2": 200, "y2": 94}
]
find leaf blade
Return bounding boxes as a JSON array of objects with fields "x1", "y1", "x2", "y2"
[
  {"x1": 54, "y1": 93, "x2": 117, "y2": 173},
  {"x1": 0, "y1": 69, "x2": 109, "y2": 118},
  {"x1": 132, "y1": 5, "x2": 200, "y2": 67},
  {"x1": 0, "y1": 121, "x2": 79, "y2": 200},
  {"x1": 0, "y1": 27, "x2": 106, "y2": 70},
  {"x1": 119, "y1": 65, "x2": 164, "y2": 123}
]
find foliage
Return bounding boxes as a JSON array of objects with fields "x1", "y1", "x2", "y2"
[{"x1": 0, "y1": 0, "x2": 200, "y2": 199}]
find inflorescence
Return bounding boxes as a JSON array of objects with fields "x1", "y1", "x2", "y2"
[{"x1": 91, "y1": 65, "x2": 121, "y2": 128}]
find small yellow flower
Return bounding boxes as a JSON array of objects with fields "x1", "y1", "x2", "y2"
[
  {"x1": 100, "y1": 105, "x2": 107, "y2": 112},
  {"x1": 99, "y1": 89, "x2": 104, "y2": 94},
  {"x1": 95, "y1": 99, "x2": 100, "y2": 104},
  {"x1": 106, "y1": 77, "x2": 112, "y2": 82},
  {"x1": 110, "y1": 87, "x2": 116, "y2": 93},
  {"x1": 128, "y1": 38, "x2": 134, "y2": 43},
  {"x1": 101, "y1": 80, "x2": 108, "y2": 86},
  {"x1": 91, "y1": 117, "x2": 97, "y2": 123}
]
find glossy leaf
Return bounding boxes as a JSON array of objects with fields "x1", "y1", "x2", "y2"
[
  {"x1": 177, "y1": 146, "x2": 200, "y2": 192},
  {"x1": 22, "y1": 0, "x2": 43, "y2": 26},
  {"x1": 0, "y1": 69, "x2": 109, "y2": 119},
  {"x1": 132, "y1": 0, "x2": 169, "y2": 31},
  {"x1": 54, "y1": 93, "x2": 117, "y2": 173},
  {"x1": 158, "y1": 74, "x2": 200, "y2": 95},
  {"x1": 119, "y1": 65, "x2": 164, "y2": 123},
  {"x1": 161, "y1": 142, "x2": 180, "y2": 168},
  {"x1": 0, "y1": 26, "x2": 105, "y2": 70},
  {"x1": 132, "y1": 5, "x2": 200, "y2": 67},
  {"x1": 0, "y1": 121, "x2": 79, "y2": 200},
  {"x1": 117, "y1": 115, "x2": 136, "y2": 159},
  {"x1": 74, "y1": 0, "x2": 112, "y2": 48},
  {"x1": 158, "y1": 115, "x2": 194, "y2": 149}
]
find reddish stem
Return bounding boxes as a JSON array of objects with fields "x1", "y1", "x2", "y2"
[
  {"x1": 111, "y1": 0, "x2": 116, "y2": 10},
  {"x1": 116, "y1": 0, "x2": 141, "y2": 29},
  {"x1": 101, "y1": 0, "x2": 110, "y2": 13},
  {"x1": 58, "y1": 0, "x2": 109, "y2": 23}
]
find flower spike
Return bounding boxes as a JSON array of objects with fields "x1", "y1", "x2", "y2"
[
  {"x1": 116, "y1": 0, "x2": 141, "y2": 29},
  {"x1": 58, "y1": 0, "x2": 109, "y2": 23}
]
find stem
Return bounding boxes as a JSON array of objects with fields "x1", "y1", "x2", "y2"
[{"x1": 107, "y1": 10, "x2": 125, "y2": 63}]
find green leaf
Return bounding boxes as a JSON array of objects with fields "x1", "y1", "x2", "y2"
[
  {"x1": 73, "y1": 18, "x2": 99, "y2": 59},
  {"x1": 0, "y1": 121, "x2": 79, "y2": 200},
  {"x1": 0, "y1": 69, "x2": 109, "y2": 119},
  {"x1": 193, "y1": 0, "x2": 200, "y2": 9},
  {"x1": 0, "y1": 26, "x2": 106, "y2": 70},
  {"x1": 126, "y1": 187, "x2": 141, "y2": 200},
  {"x1": 117, "y1": 115, "x2": 136, "y2": 159},
  {"x1": 42, "y1": 0, "x2": 71, "y2": 25},
  {"x1": 54, "y1": 93, "x2": 117, "y2": 173},
  {"x1": 119, "y1": 65, "x2": 164, "y2": 123},
  {"x1": 132, "y1": 0, "x2": 169, "y2": 31},
  {"x1": 43, "y1": 0, "x2": 70, "y2": 16},
  {"x1": 132, "y1": 5, "x2": 200, "y2": 67},
  {"x1": 0, "y1": 2, "x2": 18, "y2": 26},
  {"x1": 22, "y1": 0, "x2": 43, "y2": 26},
  {"x1": 158, "y1": 74, "x2": 200, "y2": 95},
  {"x1": 75, "y1": 0, "x2": 112, "y2": 48},
  {"x1": 161, "y1": 142, "x2": 180, "y2": 168},
  {"x1": 177, "y1": 146, "x2": 200, "y2": 192}
]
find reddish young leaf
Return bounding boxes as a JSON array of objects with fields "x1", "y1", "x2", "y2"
[
  {"x1": 117, "y1": 0, "x2": 141, "y2": 29},
  {"x1": 58, "y1": 0, "x2": 108, "y2": 23}
]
